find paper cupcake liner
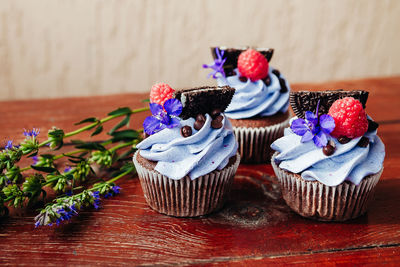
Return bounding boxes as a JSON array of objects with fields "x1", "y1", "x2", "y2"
[
  {"x1": 271, "y1": 152, "x2": 383, "y2": 221},
  {"x1": 133, "y1": 152, "x2": 241, "y2": 217},
  {"x1": 233, "y1": 116, "x2": 290, "y2": 164}
]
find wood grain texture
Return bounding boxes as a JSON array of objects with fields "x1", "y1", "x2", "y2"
[
  {"x1": 1, "y1": 0, "x2": 400, "y2": 100},
  {"x1": 0, "y1": 77, "x2": 399, "y2": 265}
]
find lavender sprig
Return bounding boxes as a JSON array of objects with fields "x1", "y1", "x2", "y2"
[{"x1": 203, "y1": 47, "x2": 226, "y2": 79}]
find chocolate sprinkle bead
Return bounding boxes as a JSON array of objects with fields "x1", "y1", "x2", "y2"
[
  {"x1": 337, "y1": 136, "x2": 351, "y2": 144},
  {"x1": 279, "y1": 78, "x2": 288, "y2": 93},
  {"x1": 263, "y1": 75, "x2": 271, "y2": 86},
  {"x1": 211, "y1": 115, "x2": 223, "y2": 129},
  {"x1": 211, "y1": 109, "x2": 222, "y2": 119},
  {"x1": 180, "y1": 125, "x2": 192, "y2": 138},
  {"x1": 357, "y1": 136, "x2": 370, "y2": 147},
  {"x1": 322, "y1": 140, "x2": 336, "y2": 156},
  {"x1": 367, "y1": 119, "x2": 379, "y2": 132},
  {"x1": 239, "y1": 76, "x2": 248, "y2": 82},
  {"x1": 272, "y1": 69, "x2": 281, "y2": 77},
  {"x1": 194, "y1": 114, "x2": 206, "y2": 130}
]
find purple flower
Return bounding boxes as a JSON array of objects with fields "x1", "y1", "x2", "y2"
[
  {"x1": 5, "y1": 140, "x2": 14, "y2": 150},
  {"x1": 203, "y1": 48, "x2": 226, "y2": 79},
  {"x1": 23, "y1": 128, "x2": 40, "y2": 138},
  {"x1": 91, "y1": 191, "x2": 101, "y2": 209},
  {"x1": 290, "y1": 101, "x2": 335, "y2": 147},
  {"x1": 64, "y1": 166, "x2": 72, "y2": 173},
  {"x1": 143, "y1": 99, "x2": 182, "y2": 135},
  {"x1": 111, "y1": 185, "x2": 120, "y2": 194},
  {"x1": 32, "y1": 155, "x2": 39, "y2": 165}
]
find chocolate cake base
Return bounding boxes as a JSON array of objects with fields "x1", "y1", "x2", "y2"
[
  {"x1": 133, "y1": 151, "x2": 240, "y2": 217},
  {"x1": 230, "y1": 111, "x2": 291, "y2": 164},
  {"x1": 271, "y1": 152, "x2": 383, "y2": 221}
]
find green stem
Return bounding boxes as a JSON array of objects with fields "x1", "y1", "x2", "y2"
[
  {"x1": 109, "y1": 141, "x2": 135, "y2": 152},
  {"x1": 38, "y1": 107, "x2": 149, "y2": 148}
]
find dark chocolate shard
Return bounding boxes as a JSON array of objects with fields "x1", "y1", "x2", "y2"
[
  {"x1": 174, "y1": 86, "x2": 235, "y2": 120},
  {"x1": 289, "y1": 90, "x2": 369, "y2": 119},
  {"x1": 211, "y1": 46, "x2": 274, "y2": 76},
  {"x1": 367, "y1": 119, "x2": 379, "y2": 132}
]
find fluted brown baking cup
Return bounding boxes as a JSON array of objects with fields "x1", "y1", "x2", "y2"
[
  {"x1": 133, "y1": 152, "x2": 240, "y2": 217},
  {"x1": 271, "y1": 152, "x2": 383, "y2": 221},
  {"x1": 233, "y1": 116, "x2": 291, "y2": 164}
]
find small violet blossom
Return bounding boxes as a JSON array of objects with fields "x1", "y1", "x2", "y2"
[
  {"x1": 290, "y1": 101, "x2": 335, "y2": 147},
  {"x1": 23, "y1": 128, "x2": 40, "y2": 138},
  {"x1": 203, "y1": 47, "x2": 226, "y2": 79},
  {"x1": 143, "y1": 98, "x2": 183, "y2": 135},
  {"x1": 5, "y1": 140, "x2": 14, "y2": 150}
]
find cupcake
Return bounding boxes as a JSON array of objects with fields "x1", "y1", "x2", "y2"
[
  {"x1": 271, "y1": 90, "x2": 385, "y2": 221},
  {"x1": 133, "y1": 83, "x2": 240, "y2": 217},
  {"x1": 203, "y1": 46, "x2": 291, "y2": 163}
]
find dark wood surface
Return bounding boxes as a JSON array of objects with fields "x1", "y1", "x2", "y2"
[{"x1": 0, "y1": 77, "x2": 399, "y2": 266}]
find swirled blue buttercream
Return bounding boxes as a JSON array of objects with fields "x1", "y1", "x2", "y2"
[
  {"x1": 271, "y1": 118, "x2": 385, "y2": 186},
  {"x1": 217, "y1": 67, "x2": 290, "y2": 119},
  {"x1": 137, "y1": 114, "x2": 238, "y2": 180}
]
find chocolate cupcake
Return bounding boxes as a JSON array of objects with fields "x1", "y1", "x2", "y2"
[
  {"x1": 133, "y1": 83, "x2": 240, "y2": 217},
  {"x1": 271, "y1": 90, "x2": 385, "y2": 221},
  {"x1": 203, "y1": 46, "x2": 291, "y2": 163}
]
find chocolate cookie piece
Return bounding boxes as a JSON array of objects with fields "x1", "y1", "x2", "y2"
[
  {"x1": 211, "y1": 46, "x2": 274, "y2": 76},
  {"x1": 174, "y1": 86, "x2": 235, "y2": 119},
  {"x1": 290, "y1": 90, "x2": 369, "y2": 119}
]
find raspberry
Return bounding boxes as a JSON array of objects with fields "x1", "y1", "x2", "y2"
[
  {"x1": 237, "y1": 49, "x2": 269, "y2": 81},
  {"x1": 150, "y1": 83, "x2": 175, "y2": 106},
  {"x1": 328, "y1": 97, "x2": 368, "y2": 139}
]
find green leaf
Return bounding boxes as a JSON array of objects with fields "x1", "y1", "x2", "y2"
[
  {"x1": 108, "y1": 107, "x2": 131, "y2": 116},
  {"x1": 74, "y1": 117, "x2": 98, "y2": 125},
  {"x1": 91, "y1": 125, "x2": 103, "y2": 136},
  {"x1": 142, "y1": 98, "x2": 150, "y2": 103},
  {"x1": 75, "y1": 142, "x2": 106, "y2": 151},
  {"x1": 31, "y1": 165, "x2": 58, "y2": 173},
  {"x1": 117, "y1": 148, "x2": 136, "y2": 161},
  {"x1": 108, "y1": 114, "x2": 130, "y2": 135},
  {"x1": 27, "y1": 151, "x2": 38, "y2": 158},
  {"x1": 111, "y1": 130, "x2": 139, "y2": 142}
]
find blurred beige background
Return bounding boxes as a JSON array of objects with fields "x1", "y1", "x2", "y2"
[{"x1": 0, "y1": 0, "x2": 399, "y2": 100}]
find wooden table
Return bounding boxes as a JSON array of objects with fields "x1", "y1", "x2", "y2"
[{"x1": 1, "y1": 77, "x2": 399, "y2": 266}]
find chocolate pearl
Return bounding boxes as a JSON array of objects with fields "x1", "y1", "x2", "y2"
[
  {"x1": 194, "y1": 114, "x2": 206, "y2": 130},
  {"x1": 211, "y1": 115, "x2": 223, "y2": 129},
  {"x1": 357, "y1": 136, "x2": 369, "y2": 147},
  {"x1": 272, "y1": 69, "x2": 281, "y2": 77},
  {"x1": 211, "y1": 109, "x2": 222, "y2": 119},
  {"x1": 322, "y1": 140, "x2": 336, "y2": 156},
  {"x1": 196, "y1": 114, "x2": 206, "y2": 122},
  {"x1": 194, "y1": 119, "x2": 205, "y2": 131},
  {"x1": 367, "y1": 119, "x2": 379, "y2": 132},
  {"x1": 263, "y1": 75, "x2": 271, "y2": 86},
  {"x1": 279, "y1": 78, "x2": 288, "y2": 93},
  {"x1": 337, "y1": 136, "x2": 351, "y2": 144},
  {"x1": 180, "y1": 125, "x2": 192, "y2": 138},
  {"x1": 239, "y1": 76, "x2": 248, "y2": 82}
]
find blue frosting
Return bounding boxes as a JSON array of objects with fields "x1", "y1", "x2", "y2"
[
  {"x1": 271, "y1": 118, "x2": 385, "y2": 186},
  {"x1": 217, "y1": 67, "x2": 290, "y2": 119},
  {"x1": 136, "y1": 114, "x2": 238, "y2": 180}
]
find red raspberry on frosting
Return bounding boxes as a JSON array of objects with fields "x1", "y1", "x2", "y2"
[
  {"x1": 237, "y1": 49, "x2": 269, "y2": 81},
  {"x1": 328, "y1": 97, "x2": 368, "y2": 139},
  {"x1": 150, "y1": 83, "x2": 175, "y2": 106}
]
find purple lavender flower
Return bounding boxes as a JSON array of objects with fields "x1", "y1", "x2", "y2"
[
  {"x1": 91, "y1": 191, "x2": 101, "y2": 209},
  {"x1": 290, "y1": 101, "x2": 335, "y2": 147},
  {"x1": 64, "y1": 166, "x2": 72, "y2": 173},
  {"x1": 23, "y1": 128, "x2": 40, "y2": 138},
  {"x1": 143, "y1": 98, "x2": 182, "y2": 135},
  {"x1": 203, "y1": 48, "x2": 226, "y2": 79},
  {"x1": 111, "y1": 185, "x2": 121, "y2": 194},
  {"x1": 5, "y1": 140, "x2": 14, "y2": 150},
  {"x1": 32, "y1": 155, "x2": 39, "y2": 165},
  {"x1": 55, "y1": 204, "x2": 78, "y2": 226}
]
